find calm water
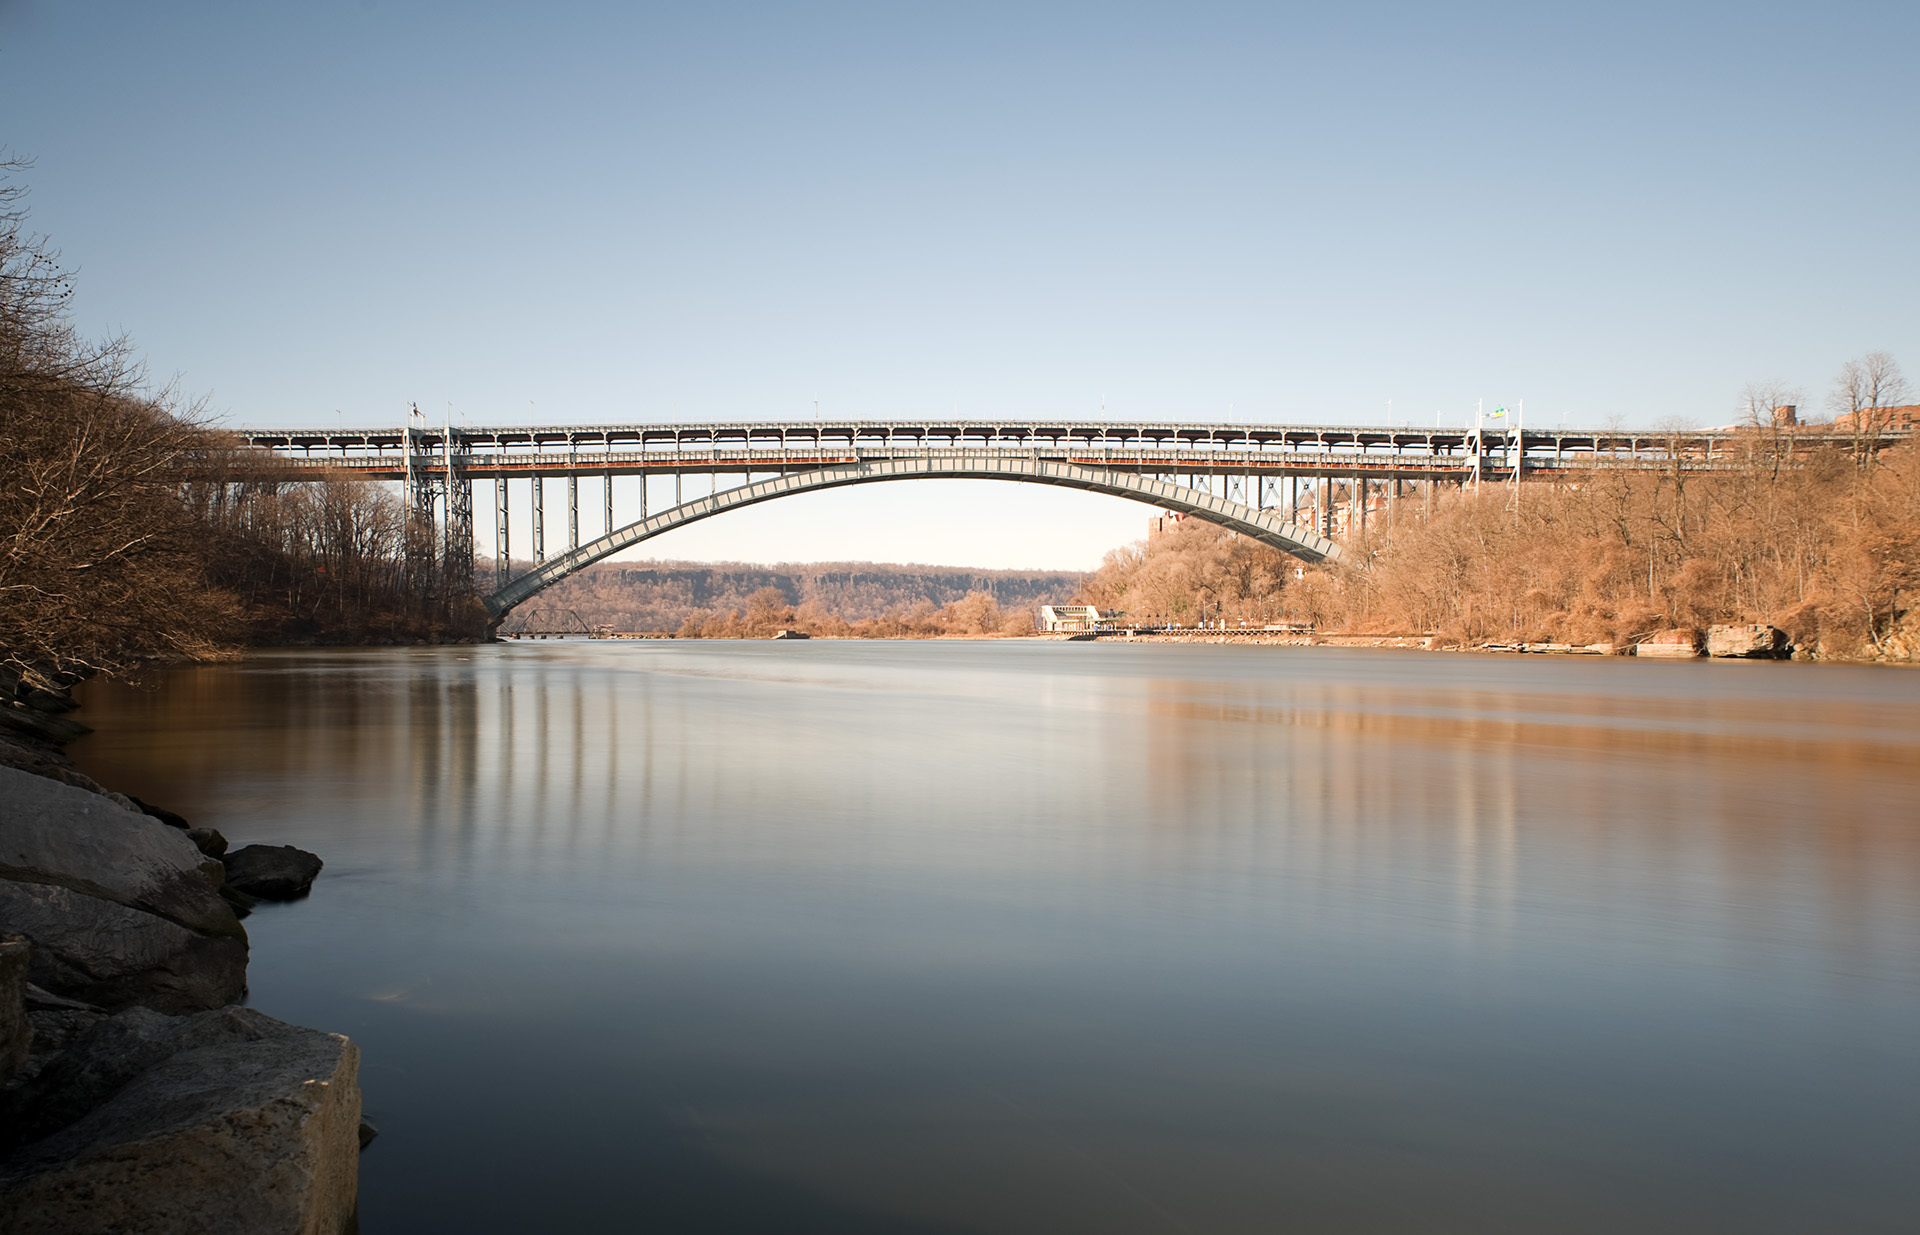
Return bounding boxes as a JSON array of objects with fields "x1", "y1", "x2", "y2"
[{"x1": 72, "y1": 643, "x2": 1920, "y2": 1233}]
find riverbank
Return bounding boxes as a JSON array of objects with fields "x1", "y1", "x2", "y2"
[{"x1": 0, "y1": 687, "x2": 363, "y2": 1232}]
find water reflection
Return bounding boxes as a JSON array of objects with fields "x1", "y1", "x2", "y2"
[{"x1": 73, "y1": 644, "x2": 1920, "y2": 1234}]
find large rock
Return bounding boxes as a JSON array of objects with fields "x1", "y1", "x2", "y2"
[
  {"x1": 1, "y1": 936, "x2": 29, "y2": 1084},
  {"x1": 0, "y1": 765, "x2": 246, "y2": 1013},
  {"x1": 1707, "y1": 623, "x2": 1788, "y2": 658},
  {"x1": 222, "y1": 845, "x2": 323, "y2": 902},
  {"x1": 0, "y1": 1006, "x2": 360, "y2": 1235},
  {"x1": 0, "y1": 765, "x2": 242, "y2": 939},
  {"x1": 0, "y1": 881, "x2": 247, "y2": 1015}
]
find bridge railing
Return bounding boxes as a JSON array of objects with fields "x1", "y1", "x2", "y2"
[{"x1": 247, "y1": 441, "x2": 1817, "y2": 481}]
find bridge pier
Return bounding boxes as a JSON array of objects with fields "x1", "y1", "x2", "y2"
[
  {"x1": 532, "y1": 476, "x2": 545, "y2": 564},
  {"x1": 495, "y1": 478, "x2": 510, "y2": 589},
  {"x1": 446, "y1": 464, "x2": 472, "y2": 579}
]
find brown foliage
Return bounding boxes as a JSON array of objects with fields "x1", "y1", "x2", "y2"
[
  {"x1": 189, "y1": 466, "x2": 484, "y2": 644},
  {"x1": 1077, "y1": 516, "x2": 1305, "y2": 627},
  {"x1": 517, "y1": 560, "x2": 1084, "y2": 636},
  {"x1": 676, "y1": 587, "x2": 1029, "y2": 639},
  {"x1": 2, "y1": 161, "x2": 238, "y2": 682},
  {"x1": 1345, "y1": 441, "x2": 1920, "y2": 655}
]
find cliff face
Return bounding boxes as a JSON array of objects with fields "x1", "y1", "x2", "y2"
[{"x1": 506, "y1": 559, "x2": 1088, "y2": 632}]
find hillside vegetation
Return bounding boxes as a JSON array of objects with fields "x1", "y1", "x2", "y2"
[{"x1": 518, "y1": 560, "x2": 1083, "y2": 637}]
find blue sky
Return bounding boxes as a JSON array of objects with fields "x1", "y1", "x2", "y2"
[{"x1": 4, "y1": 2, "x2": 1915, "y2": 568}]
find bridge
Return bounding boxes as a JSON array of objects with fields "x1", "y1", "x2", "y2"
[{"x1": 235, "y1": 417, "x2": 1897, "y2": 621}]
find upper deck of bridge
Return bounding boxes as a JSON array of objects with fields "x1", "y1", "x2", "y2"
[{"x1": 238, "y1": 417, "x2": 1901, "y2": 461}]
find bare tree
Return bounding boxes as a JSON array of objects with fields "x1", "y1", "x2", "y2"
[
  {"x1": 1738, "y1": 380, "x2": 1804, "y2": 429},
  {"x1": 1829, "y1": 352, "x2": 1911, "y2": 465}
]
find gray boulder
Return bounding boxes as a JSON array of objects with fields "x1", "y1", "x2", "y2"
[
  {"x1": 0, "y1": 766, "x2": 247, "y2": 1013},
  {"x1": 0, "y1": 765, "x2": 243, "y2": 938},
  {"x1": 0, "y1": 1006, "x2": 361, "y2": 1235},
  {"x1": 222, "y1": 845, "x2": 324, "y2": 902},
  {"x1": 0, "y1": 881, "x2": 247, "y2": 1014}
]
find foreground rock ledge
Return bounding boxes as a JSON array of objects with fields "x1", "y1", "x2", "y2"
[
  {"x1": 0, "y1": 765, "x2": 247, "y2": 1013},
  {"x1": 0, "y1": 1006, "x2": 360, "y2": 1235}
]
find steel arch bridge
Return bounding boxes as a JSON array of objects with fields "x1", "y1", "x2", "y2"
[
  {"x1": 485, "y1": 454, "x2": 1340, "y2": 620},
  {"x1": 236, "y1": 414, "x2": 1904, "y2": 622}
]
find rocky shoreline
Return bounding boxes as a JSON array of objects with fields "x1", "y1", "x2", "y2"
[
  {"x1": 1056, "y1": 622, "x2": 1835, "y2": 659},
  {"x1": 0, "y1": 684, "x2": 362, "y2": 1234}
]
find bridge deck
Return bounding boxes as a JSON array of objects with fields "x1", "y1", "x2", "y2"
[{"x1": 237, "y1": 418, "x2": 1900, "y2": 481}]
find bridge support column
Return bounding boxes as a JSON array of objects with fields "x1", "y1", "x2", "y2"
[
  {"x1": 605, "y1": 469, "x2": 614, "y2": 537},
  {"x1": 532, "y1": 476, "x2": 545, "y2": 564},
  {"x1": 568, "y1": 473, "x2": 579, "y2": 550},
  {"x1": 495, "y1": 478, "x2": 510, "y2": 589},
  {"x1": 446, "y1": 468, "x2": 472, "y2": 582}
]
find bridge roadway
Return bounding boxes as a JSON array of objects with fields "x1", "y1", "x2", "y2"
[
  {"x1": 241, "y1": 417, "x2": 1878, "y2": 480},
  {"x1": 235, "y1": 417, "x2": 1901, "y2": 620}
]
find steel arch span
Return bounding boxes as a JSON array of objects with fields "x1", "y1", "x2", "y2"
[{"x1": 483, "y1": 454, "x2": 1343, "y2": 619}]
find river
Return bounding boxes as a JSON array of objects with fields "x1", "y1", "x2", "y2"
[{"x1": 72, "y1": 642, "x2": 1920, "y2": 1233}]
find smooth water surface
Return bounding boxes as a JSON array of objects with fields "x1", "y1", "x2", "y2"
[{"x1": 73, "y1": 643, "x2": 1920, "y2": 1233}]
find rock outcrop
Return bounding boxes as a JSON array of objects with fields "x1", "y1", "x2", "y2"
[
  {"x1": 0, "y1": 1005, "x2": 361, "y2": 1235},
  {"x1": 1706, "y1": 623, "x2": 1789, "y2": 658},
  {"x1": 222, "y1": 845, "x2": 324, "y2": 902},
  {"x1": 0, "y1": 765, "x2": 247, "y2": 1013}
]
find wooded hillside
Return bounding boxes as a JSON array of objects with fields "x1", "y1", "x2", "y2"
[{"x1": 509, "y1": 560, "x2": 1087, "y2": 635}]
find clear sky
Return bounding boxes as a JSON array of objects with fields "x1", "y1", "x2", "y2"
[{"x1": 4, "y1": 2, "x2": 1915, "y2": 569}]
